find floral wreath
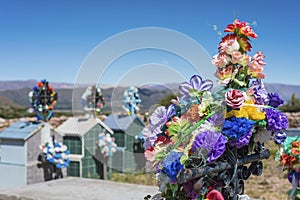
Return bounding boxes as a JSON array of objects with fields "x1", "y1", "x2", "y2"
[
  {"x1": 81, "y1": 85, "x2": 105, "y2": 113},
  {"x1": 39, "y1": 139, "x2": 70, "y2": 169},
  {"x1": 143, "y1": 19, "x2": 288, "y2": 200},
  {"x1": 28, "y1": 79, "x2": 57, "y2": 121},
  {"x1": 98, "y1": 133, "x2": 118, "y2": 157}
]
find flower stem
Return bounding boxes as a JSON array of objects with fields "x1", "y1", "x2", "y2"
[{"x1": 172, "y1": 112, "x2": 215, "y2": 150}]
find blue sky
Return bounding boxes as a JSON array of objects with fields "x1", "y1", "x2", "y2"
[{"x1": 1, "y1": 0, "x2": 300, "y2": 86}]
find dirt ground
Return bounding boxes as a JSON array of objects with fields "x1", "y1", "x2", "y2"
[{"x1": 244, "y1": 142, "x2": 293, "y2": 200}]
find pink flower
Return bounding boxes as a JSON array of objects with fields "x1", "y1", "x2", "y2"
[
  {"x1": 144, "y1": 146, "x2": 156, "y2": 161},
  {"x1": 219, "y1": 38, "x2": 240, "y2": 55},
  {"x1": 212, "y1": 52, "x2": 230, "y2": 68},
  {"x1": 214, "y1": 65, "x2": 233, "y2": 80},
  {"x1": 248, "y1": 52, "x2": 266, "y2": 79},
  {"x1": 225, "y1": 89, "x2": 245, "y2": 109},
  {"x1": 231, "y1": 51, "x2": 242, "y2": 64},
  {"x1": 252, "y1": 52, "x2": 266, "y2": 65}
]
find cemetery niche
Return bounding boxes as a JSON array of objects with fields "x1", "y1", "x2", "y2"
[{"x1": 142, "y1": 19, "x2": 288, "y2": 200}]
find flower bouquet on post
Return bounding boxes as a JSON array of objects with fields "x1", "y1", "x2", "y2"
[
  {"x1": 276, "y1": 134, "x2": 300, "y2": 199},
  {"x1": 143, "y1": 19, "x2": 288, "y2": 200},
  {"x1": 38, "y1": 136, "x2": 70, "y2": 180}
]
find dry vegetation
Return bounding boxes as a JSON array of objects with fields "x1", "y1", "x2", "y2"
[
  {"x1": 244, "y1": 142, "x2": 292, "y2": 200},
  {"x1": 111, "y1": 142, "x2": 297, "y2": 199}
]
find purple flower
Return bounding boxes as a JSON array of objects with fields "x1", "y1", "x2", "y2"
[
  {"x1": 265, "y1": 108, "x2": 289, "y2": 131},
  {"x1": 228, "y1": 131, "x2": 252, "y2": 148},
  {"x1": 178, "y1": 75, "x2": 213, "y2": 102},
  {"x1": 192, "y1": 130, "x2": 227, "y2": 162},
  {"x1": 274, "y1": 131, "x2": 287, "y2": 145},
  {"x1": 142, "y1": 127, "x2": 157, "y2": 150},
  {"x1": 208, "y1": 113, "x2": 225, "y2": 126},
  {"x1": 251, "y1": 80, "x2": 269, "y2": 105},
  {"x1": 268, "y1": 93, "x2": 284, "y2": 108},
  {"x1": 222, "y1": 117, "x2": 255, "y2": 140},
  {"x1": 183, "y1": 179, "x2": 199, "y2": 199},
  {"x1": 162, "y1": 151, "x2": 184, "y2": 181},
  {"x1": 149, "y1": 104, "x2": 176, "y2": 134}
]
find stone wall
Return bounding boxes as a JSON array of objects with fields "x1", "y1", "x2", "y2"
[{"x1": 284, "y1": 112, "x2": 300, "y2": 128}]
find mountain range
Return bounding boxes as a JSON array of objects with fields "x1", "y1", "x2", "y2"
[{"x1": 0, "y1": 80, "x2": 299, "y2": 113}]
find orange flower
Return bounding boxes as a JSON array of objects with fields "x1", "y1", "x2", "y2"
[
  {"x1": 291, "y1": 141, "x2": 300, "y2": 155},
  {"x1": 280, "y1": 153, "x2": 297, "y2": 167}
]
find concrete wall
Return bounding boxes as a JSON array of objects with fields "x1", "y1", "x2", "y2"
[{"x1": 0, "y1": 139, "x2": 26, "y2": 189}]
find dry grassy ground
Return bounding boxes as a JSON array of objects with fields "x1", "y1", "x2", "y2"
[
  {"x1": 244, "y1": 142, "x2": 292, "y2": 200},
  {"x1": 111, "y1": 141, "x2": 295, "y2": 199}
]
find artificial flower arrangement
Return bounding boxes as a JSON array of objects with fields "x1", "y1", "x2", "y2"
[
  {"x1": 143, "y1": 19, "x2": 288, "y2": 200},
  {"x1": 276, "y1": 134, "x2": 300, "y2": 199},
  {"x1": 39, "y1": 139, "x2": 70, "y2": 169},
  {"x1": 98, "y1": 133, "x2": 117, "y2": 157},
  {"x1": 28, "y1": 79, "x2": 58, "y2": 121}
]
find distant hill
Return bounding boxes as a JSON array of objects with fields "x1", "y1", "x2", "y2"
[
  {"x1": 0, "y1": 95, "x2": 24, "y2": 108},
  {"x1": 0, "y1": 80, "x2": 299, "y2": 113},
  {"x1": 0, "y1": 80, "x2": 75, "y2": 91}
]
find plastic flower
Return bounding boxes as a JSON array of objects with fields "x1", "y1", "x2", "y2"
[
  {"x1": 268, "y1": 93, "x2": 284, "y2": 108},
  {"x1": 274, "y1": 131, "x2": 287, "y2": 145},
  {"x1": 179, "y1": 75, "x2": 213, "y2": 102},
  {"x1": 250, "y1": 80, "x2": 269, "y2": 105},
  {"x1": 149, "y1": 104, "x2": 176, "y2": 134},
  {"x1": 183, "y1": 179, "x2": 200, "y2": 199},
  {"x1": 212, "y1": 52, "x2": 230, "y2": 68},
  {"x1": 280, "y1": 153, "x2": 297, "y2": 168},
  {"x1": 225, "y1": 19, "x2": 258, "y2": 38},
  {"x1": 162, "y1": 151, "x2": 184, "y2": 181},
  {"x1": 219, "y1": 37, "x2": 240, "y2": 55},
  {"x1": 39, "y1": 140, "x2": 70, "y2": 169},
  {"x1": 192, "y1": 130, "x2": 227, "y2": 162},
  {"x1": 222, "y1": 117, "x2": 255, "y2": 140},
  {"x1": 226, "y1": 100, "x2": 266, "y2": 120},
  {"x1": 291, "y1": 141, "x2": 300, "y2": 155},
  {"x1": 98, "y1": 133, "x2": 117, "y2": 157},
  {"x1": 265, "y1": 108, "x2": 288, "y2": 131},
  {"x1": 228, "y1": 131, "x2": 252, "y2": 148},
  {"x1": 225, "y1": 89, "x2": 245, "y2": 109},
  {"x1": 143, "y1": 126, "x2": 158, "y2": 150},
  {"x1": 198, "y1": 91, "x2": 214, "y2": 117},
  {"x1": 208, "y1": 112, "x2": 225, "y2": 127},
  {"x1": 206, "y1": 189, "x2": 225, "y2": 200},
  {"x1": 145, "y1": 146, "x2": 156, "y2": 161},
  {"x1": 214, "y1": 65, "x2": 233, "y2": 81}
]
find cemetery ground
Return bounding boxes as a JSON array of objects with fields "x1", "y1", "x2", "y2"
[
  {"x1": 111, "y1": 141, "x2": 294, "y2": 200},
  {"x1": 0, "y1": 141, "x2": 296, "y2": 199}
]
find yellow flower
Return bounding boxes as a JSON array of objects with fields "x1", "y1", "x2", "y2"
[{"x1": 226, "y1": 100, "x2": 265, "y2": 120}]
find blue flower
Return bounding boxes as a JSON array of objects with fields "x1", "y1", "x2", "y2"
[
  {"x1": 222, "y1": 117, "x2": 255, "y2": 140},
  {"x1": 162, "y1": 151, "x2": 184, "y2": 181}
]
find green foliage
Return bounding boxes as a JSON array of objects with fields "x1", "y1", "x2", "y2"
[{"x1": 280, "y1": 93, "x2": 300, "y2": 112}]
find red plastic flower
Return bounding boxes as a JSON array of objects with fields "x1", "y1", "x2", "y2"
[
  {"x1": 280, "y1": 153, "x2": 297, "y2": 168},
  {"x1": 225, "y1": 89, "x2": 245, "y2": 109},
  {"x1": 225, "y1": 19, "x2": 257, "y2": 38}
]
